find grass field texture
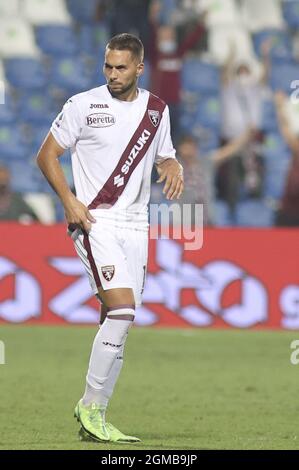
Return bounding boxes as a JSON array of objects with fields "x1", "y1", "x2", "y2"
[{"x1": 0, "y1": 325, "x2": 298, "y2": 450}]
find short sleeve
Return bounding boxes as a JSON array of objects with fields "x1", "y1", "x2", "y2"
[
  {"x1": 50, "y1": 98, "x2": 82, "y2": 149},
  {"x1": 155, "y1": 105, "x2": 176, "y2": 164}
]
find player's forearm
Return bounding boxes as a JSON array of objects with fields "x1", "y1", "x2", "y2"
[
  {"x1": 216, "y1": 128, "x2": 254, "y2": 165},
  {"x1": 260, "y1": 54, "x2": 271, "y2": 85},
  {"x1": 178, "y1": 22, "x2": 205, "y2": 57},
  {"x1": 221, "y1": 40, "x2": 236, "y2": 84},
  {"x1": 36, "y1": 151, "x2": 75, "y2": 207},
  {"x1": 276, "y1": 107, "x2": 299, "y2": 155}
]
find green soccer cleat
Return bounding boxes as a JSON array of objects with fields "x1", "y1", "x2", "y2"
[
  {"x1": 106, "y1": 422, "x2": 141, "y2": 443},
  {"x1": 78, "y1": 426, "x2": 99, "y2": 442},
  {"x1": 78, "y1": 423, "x2": 140, "y2": 443},
  {"x1": 74, "y1": 399, "x2": 110, "y2": 442}
]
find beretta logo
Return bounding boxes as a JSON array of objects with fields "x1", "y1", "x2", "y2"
[{"x1": 86, "y1": 113, "x2": 116, "y2": 128}]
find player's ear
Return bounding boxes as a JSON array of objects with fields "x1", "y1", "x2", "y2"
[{"x1": 136, "y1": 62, "x2": 144, "y2": 77}]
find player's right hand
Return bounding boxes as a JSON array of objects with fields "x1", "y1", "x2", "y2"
[{"x1": 63, "y1": 194, "x2": 96, "y2": 232}]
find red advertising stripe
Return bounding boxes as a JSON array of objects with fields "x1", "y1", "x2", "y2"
[{"x1": 0, "y1": 224, "x2": 299, "y2": 329}]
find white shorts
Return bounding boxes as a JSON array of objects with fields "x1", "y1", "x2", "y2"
[{"x1": 69, "y1": 215, "x2": 149, "y2": 307}]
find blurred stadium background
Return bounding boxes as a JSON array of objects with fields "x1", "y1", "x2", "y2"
[
  {"x1": 1, "y1": 0, "x2": 299, "y2": 450},
  {"x1": 0, "y1": 0, "x2": 299, "y2": 225}
]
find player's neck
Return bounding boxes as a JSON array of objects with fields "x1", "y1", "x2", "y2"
[{"x1": 108, "y1": 86, "x2": 139, "y2": 102}]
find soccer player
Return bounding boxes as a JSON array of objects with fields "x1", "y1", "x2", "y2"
[{"x1": 37, "y1": 33, "x2": 183, "y2": 443}]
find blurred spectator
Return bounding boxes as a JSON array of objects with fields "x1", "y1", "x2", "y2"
[
  {"x1": 177, "y1": 129, "x2": 254, "y2": 225},
  {"x1": 149, "y1": 2, "x2": 207, "y2": 141},
  {"x1": 95, "y1": 0, "x2": 108, "y2": 22},
  {"x1": 216, "y1": 40, "x2": 270, "y2": 209},
  {"x1": 274, "y1": 91, "x2": 299, "y2": 227},
  {"x1": 0, "y1": 164, "x2": 39, "y2": 223},
  {"x1": 108, "y1": 0, "x2": 151, "y2": 49}
]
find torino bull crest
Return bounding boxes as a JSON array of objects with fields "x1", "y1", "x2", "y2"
[
  {"x1": 101, "y1": 265, "x2": 115, "y2": 282},
  {"x1": 148, "y1": 110, "x2": 160, "y2": 127}
]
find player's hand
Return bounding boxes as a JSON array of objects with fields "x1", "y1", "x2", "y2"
[
  {"x1": 156, "y1": 159, "x2": 184, "y2": 200},
  {"x1": 274, "y1": 90, "x2": 287, "y2": 109},
  {"x1": 63, "y1": 194, "x2": 96, "y2": 232},
  {"x1": 149, "y1": 0, "x2": 161, "y2": 24},
  {"x1": 260, "y1": 37, "x2": 273, "y2": 58}
]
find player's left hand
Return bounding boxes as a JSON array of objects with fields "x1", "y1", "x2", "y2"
[
  {"x1": 274, "y1": 90, "x2": 287, "y2": 109},
  {"x1": 156, "y1": 159, "x2": 184, "y2": 200}
]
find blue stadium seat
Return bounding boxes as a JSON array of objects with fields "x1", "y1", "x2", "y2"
[
  {"x1": 270, "y1": 63, "x2": 299, "y2": 93},
  {"x1": 26, "y1": 150, "x2": 73, "y2": 195},
  {"x1": 262, "y1": 132, "x2": 291, "y2": 160},
  {"x1": 9, "y1": 160, "x2": 42, "y2": 193},
  {"x1": 159, "y1": 0, "x2": 177, "y2": 24},
  {"x1": 49, "y1": 57, "x2": 93, "y2": 94},
  {"x1": 182, "y1": 60, "x2": 220, "y2": 94},
  {"x1": 36, "y1": 25, "x2": 79, "y2": 57},
  {"x1": 55, "y1": 197, "x2": 66, "y2": 221},
  {"x1": 262, "y1": 133, "x2": 290, "y2": 200},
  {"x1": 0, "y1": 126, "x2": 28, "y2": 159},
  {"x1": 29, "y1": 123, "x2": 53, "y2": 153},
  {"x1": 264, "y1": 164, "x2": 289, "y2": 200},
  {"x1": 199, "y1": 131, "x2": 220, "y2": 154},
  {"x1": 0, "y1": 102, "x2": 15, "y2": 125},
  {"x1": 89, "y1": 47, "x2": 109, "y2": 84},
  {"x1": 180, "y1": 109, "x2": 197, "y2": 134},
  {"x1": 195, "y1": 96, "x2": 221, "y2": 132},
  {"x1": 67, "y1": 0, "x2": 101, "y2": 24},
  {"x1": 5, "y1": 58, "x2": 47, "y2": 90},
  {"x1": 263, "y1": 139, "x2": 291, "y2": 200},
  {"x1": 283, "y1": 0, "x2": 299, "y2": 28},
  {"x1": 17, "y1": 92, "x2": 56, "y2": 125},
  {"x1": 37, "y1": 178, "x2": 55, "y2": 194},
  {"x1": 235, "y1": 200, "x2": 274, "y2": 227},
  {"x1": 261, "y1": 99, "x2": 279, "y2": 133},
  {"x1": 253, "y1": 29, "x2": 293, "y2": 63},
  {"x1": 78, "y1": 24, "x2": 109, "y2": 55},
  {"x1": 60, "y1": 152, "x2": 74, "y2": 187},
  {"x1": 214, "y1": 200, "x2": 234, "y2": 226},
  {"x1": 139, "y1": 61, "x2": 150, "y2": 90}
]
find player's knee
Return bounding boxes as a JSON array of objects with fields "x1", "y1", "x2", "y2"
[{"x1": 106, "y1": 304, "x2": 135, "y2": 322}]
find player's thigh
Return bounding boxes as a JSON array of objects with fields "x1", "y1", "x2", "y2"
[
  {"x1": 98, "y1": 287, "x2": 135, "y2": 309},
  {"x1": 72, "y1": 223, "x2": 134, "y2": 292},
  {"x1": 99, "y1": 288, "x2": 135, "y2": 321},
  {"x1": 122, "y1": 228, "x2": 148, "y2": 307}
]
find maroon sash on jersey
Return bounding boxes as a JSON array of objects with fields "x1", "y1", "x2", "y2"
[{"x1": 88, "y1": 93, "x2": 166, "y2": 210}]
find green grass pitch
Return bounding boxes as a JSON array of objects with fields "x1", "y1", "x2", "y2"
[{"x1": 0, "y1": 325, "x2": 298, "y2": 450}]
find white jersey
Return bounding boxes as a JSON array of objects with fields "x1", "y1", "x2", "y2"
[{"x1": 51, "y1": 85, "x2": 176, "y2": 224}]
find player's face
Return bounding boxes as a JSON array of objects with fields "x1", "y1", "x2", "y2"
[{"x1": 103, "y1": 48, "x2": 144, "y2": 99}]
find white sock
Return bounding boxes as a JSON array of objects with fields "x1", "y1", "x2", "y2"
[
  {"x1": 82, "y1": 318, "x2": 131, "y2": 407},
  {"x1": 99, "y1": 334, "x2": 126, "y2": 408},
  {"x1": 83, "y1": 339, "x2": 125, "y2": 410}
]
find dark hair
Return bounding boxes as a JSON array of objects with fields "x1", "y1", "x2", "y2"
[
  {"x1": 178, "y1": 135, "x2": 198, "y2": 146},
  {"x1": 106, "y1": 33, "x2": 144, "y2": 62}
]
